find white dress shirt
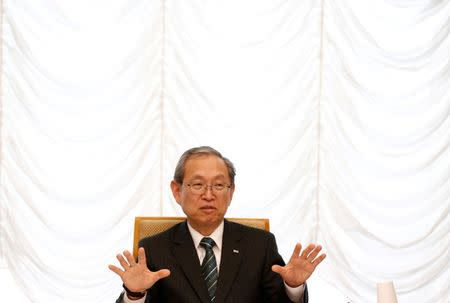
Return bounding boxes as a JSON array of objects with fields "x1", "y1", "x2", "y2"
[{"x1": 123, "y1": 221, "x2": 304, "y2": 302}]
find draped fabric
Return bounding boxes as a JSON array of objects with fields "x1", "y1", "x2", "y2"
[{"x1": 0, "y1": 1, "x2": 448, "y2": 302}]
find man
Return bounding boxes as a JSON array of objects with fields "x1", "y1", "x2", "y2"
[{"x1": 109, "y1": 146, "x2": 326, "y2": 302}]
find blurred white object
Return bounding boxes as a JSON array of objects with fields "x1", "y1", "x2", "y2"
[{"x1": 377, "y1": 281, "x2": 398, "y2": 303}]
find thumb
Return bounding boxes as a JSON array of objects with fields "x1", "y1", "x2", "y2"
[
  {"x1": 271, "y1": 265, "x2": 284, "y2": 275},
  {"x1": 154, "y1": 269, "x2": 171, "y2": 281}
]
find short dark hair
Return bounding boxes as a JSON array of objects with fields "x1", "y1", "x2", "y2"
[{"x1": 173, "y1": 146, "x2": 236, "y2": 185}]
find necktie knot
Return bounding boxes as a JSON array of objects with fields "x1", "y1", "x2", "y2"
[{"x1": 200, "y1": 237, "x2": 216, "y2": 249}]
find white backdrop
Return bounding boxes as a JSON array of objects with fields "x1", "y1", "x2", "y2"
[{"x1": 0, "y1": 0, "x2": 449, "y2": 302}]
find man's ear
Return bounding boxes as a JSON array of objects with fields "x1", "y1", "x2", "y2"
[
  {"x1": 170, "y1": 180, "x2": 182, "y2": 205},
  {"x1": 227, "y1": 184, "x2": 235, "y2": 206}
]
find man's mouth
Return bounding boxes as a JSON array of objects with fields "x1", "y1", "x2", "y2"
[{"x1": 200, "y1": 206, "x2": 216, "y2": 213}]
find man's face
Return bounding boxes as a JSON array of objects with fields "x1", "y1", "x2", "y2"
[{"x1": 171, "y1": 155, "x2": 234, "y2": 234}]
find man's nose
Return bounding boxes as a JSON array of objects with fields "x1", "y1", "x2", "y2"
[{"x1": 202, "y1": 186, "x2": 215, "y2": 199}]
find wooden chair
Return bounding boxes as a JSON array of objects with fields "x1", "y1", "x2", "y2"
[{"x1": 133, "y1": 216, "x2": 270, "y2": 257}]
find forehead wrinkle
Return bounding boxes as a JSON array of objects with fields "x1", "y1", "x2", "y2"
[
  {"x1": 187, "y1": 173, "x2": 227, "y2": 181},
  {"x1": 183, "y1": 155, "x2": 230, "y2": 182}
]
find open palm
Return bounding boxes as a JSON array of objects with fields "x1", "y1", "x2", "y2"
[
  {"x1": 109, "y1": 247, "x2": 170, "y2": 292},
  {"x1": 272, "y1": 243, "x2": 326, "y2": 287}
]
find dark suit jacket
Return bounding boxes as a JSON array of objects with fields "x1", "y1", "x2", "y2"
[{"x1": 117, "y1": 219, "x2": 308, "y2": 303}]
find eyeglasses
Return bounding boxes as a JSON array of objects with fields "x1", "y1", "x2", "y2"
[{"x1": 184, "y1": 183, "x2": 231, "y2": 194}]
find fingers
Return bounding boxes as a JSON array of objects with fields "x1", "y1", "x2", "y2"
[
  {"x1": 312, "y1": 253, "x2": 326, "y2": 267},
  {"x1": 113, "y1": 249, "x2": 139, "y2": 272},
  {"x1": 288, "y1": 243, "x2": 302, "y2": 263},
  {"x1": 124, "y1": 250, "x2": 137, "y2": 266},
  {"x1": 137, "y1": 247, "x2": 147, "y2": 266},
  {"x1": 108, "y1": 264, "x2": 124, "y2": 277},
  {"x1": 306, "y1": 245, "x2": 322, "y2": 262},
  {"x1": 299, "y1": 243, "x2": 326, "y2": 268},
  {"x1": 117, "y1": 253, "x2": 130, "y2": 270},
  {"x1": 300, "y1": 243, "x2": 316, "y2": 259}
]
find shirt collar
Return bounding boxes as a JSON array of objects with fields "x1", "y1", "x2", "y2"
[{"x1": 187, "y1": 220, "x2": 224, "y2": 251}]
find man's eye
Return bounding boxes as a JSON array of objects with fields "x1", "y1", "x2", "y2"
[
  {"x1": 192, "y1": 183, "x2": 204, "y2": 189},
  {"x1": 213, "y1": 184, "x2": 225, "y2": 189}
]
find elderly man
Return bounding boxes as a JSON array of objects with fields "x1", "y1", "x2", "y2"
[{"x1": 109, "y1": 146, "x2": 325, "y2": 303}]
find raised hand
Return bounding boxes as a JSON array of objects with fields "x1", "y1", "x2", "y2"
[
  {"x1": 272, "y1": 243, "x2": 326, "y2": 287},
  {"x1": 109, "y1": 247, "x2": 170, "y2": 293}
]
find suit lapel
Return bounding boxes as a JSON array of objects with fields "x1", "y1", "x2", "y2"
[
  {"x1": 171, "y1": 222, "x2": 211, "y2": 303},
  {"x1": 215, "y1": 220, "x2": 243, "y2": 303}
]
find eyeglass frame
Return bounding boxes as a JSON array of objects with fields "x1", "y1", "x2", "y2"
[{"x1": 183, "y1": 182, "x2": 232, "y2": 194}]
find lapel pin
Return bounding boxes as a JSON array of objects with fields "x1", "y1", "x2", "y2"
[{"x1": 233, "y1": 249, "x2": 239, "y2": 254}]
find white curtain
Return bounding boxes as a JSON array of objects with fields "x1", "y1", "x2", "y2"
[{"x1": 0, "y1": 1, "x2": 448, "y2": 302}]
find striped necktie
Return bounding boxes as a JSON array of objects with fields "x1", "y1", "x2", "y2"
[{"x1": 200, "y1": 237, "x2": 218, "y2": 302}]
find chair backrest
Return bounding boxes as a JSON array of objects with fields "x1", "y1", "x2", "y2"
[{"x1": 133, "y1": 216, "x2": 270, "y2": 257}]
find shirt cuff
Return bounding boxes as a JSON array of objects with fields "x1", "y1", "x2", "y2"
[
  {"x1": 122, "y1": 291, "x2": 147, "y2": 303},
  {"x1": 284, "y1": 282, "x2": 305, "y2": 302}
]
